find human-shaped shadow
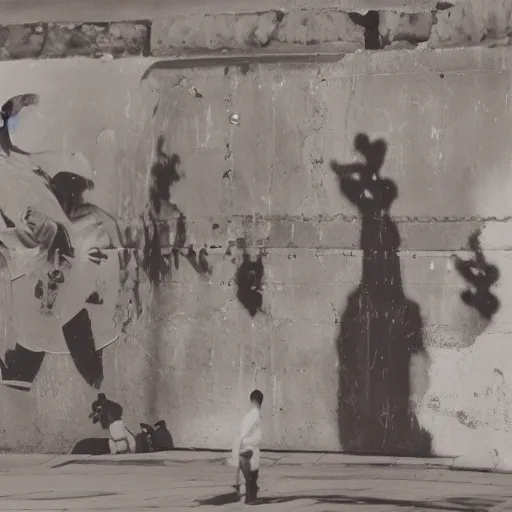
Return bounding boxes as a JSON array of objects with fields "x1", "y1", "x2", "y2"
[
  {"x1": 453, "y1": 229, "x2": 499, "y2": 321},
  {"x1": 330, "y1": 133, "x2": 431, "y2": 455}
]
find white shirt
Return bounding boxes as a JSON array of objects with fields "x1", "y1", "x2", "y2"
[{"x1": 232, "y1": 406, "x2": 262, "y2": 471}]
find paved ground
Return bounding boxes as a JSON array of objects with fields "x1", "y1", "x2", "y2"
[{"x1": 0, "y1": 453, "x2": 510, "y2": 511}]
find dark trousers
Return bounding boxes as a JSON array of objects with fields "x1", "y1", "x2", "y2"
[{"x1": 239, "y1": 450, "x2": 259, "y2": 503}]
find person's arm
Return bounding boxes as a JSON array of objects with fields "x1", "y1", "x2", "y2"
[{"x1": 230, "y1": 429, "x2": 241, "y2": 465}]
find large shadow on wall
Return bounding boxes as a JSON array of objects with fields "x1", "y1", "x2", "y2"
[{"x1": 330, "y1": 134, "x2": 431, "y2": 456}]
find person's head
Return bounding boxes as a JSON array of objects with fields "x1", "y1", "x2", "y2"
[{"x1": 250, "y1": 389, "x2": 264, "y2": 408}]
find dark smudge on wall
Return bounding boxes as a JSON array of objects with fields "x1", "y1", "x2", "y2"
[
  {"x1": 235, "y1": 242, "x2": 264, "y2": 317},
  {"x1": 454, "y1": 229, "x2": 500, "y2": 321}
]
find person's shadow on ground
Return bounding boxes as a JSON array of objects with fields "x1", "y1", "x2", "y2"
[
  {"x1": 196, "y1": 492, "x2": 495, "y2": 510},
  {"x1": 195, "y1": 492, "x2": 241, "y2": 506},
  {"x1": 330, "y1": 134, "x2": 431, "y2": 456}
]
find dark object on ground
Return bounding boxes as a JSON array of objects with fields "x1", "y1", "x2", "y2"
[
  {"x1": 139, "y1": 420, "x2": 174, "y2": 452},
  {"x1": 71, "y1": 438, "x2": 110, "y2": 455},
  {"x1": 74, "y1": 406, "x2": 174, "y2": 454}
]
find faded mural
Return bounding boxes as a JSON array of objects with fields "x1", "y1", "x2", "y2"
[
  {"x1": 0, "y1": 93, "x2": 214, "y2": 395},
  {"x1": 0, "y1": 94, "x2": 127, "y2": 390}
]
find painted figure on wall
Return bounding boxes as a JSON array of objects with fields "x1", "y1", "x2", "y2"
[
  {"x1": 0, "y1": 95, "x2": 213, "y2": 392},
  {"x1": 89, "y1": 393, "x2": 136, "y2": 454},
  {"x1": 0, "y1": 93, "x2": 126, "y2": 390}
]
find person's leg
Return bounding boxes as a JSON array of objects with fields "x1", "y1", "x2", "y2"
[
  {"x1": 239, "y1": 451, "x2": 252, "y2": 498},
  {"x1": 245, "y1": 470, "x2": 259, "y2": 503},
  {"x1": 246, "y1": 449, "x2": 260, "y2": 503},
  {"x1": 242, "y1": 449, "x2": 259, "y2": 504},
  {"x1": 253, "y1": 469, "x2": 259, "y2": 497}
]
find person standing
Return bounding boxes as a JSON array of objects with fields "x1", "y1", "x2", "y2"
[{"x1": 231, "y1": 389, "x2": 264, "y2": 504}]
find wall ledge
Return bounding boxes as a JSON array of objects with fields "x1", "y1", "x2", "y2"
[{"x1": 0, "y1": 0, "x2": 509, "y2": 61}]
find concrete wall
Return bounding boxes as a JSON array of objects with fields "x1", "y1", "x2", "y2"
[{"x1": 0, "y1": 47, "x2": 511, "y2": 461}]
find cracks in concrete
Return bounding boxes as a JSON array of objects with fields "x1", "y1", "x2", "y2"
[
  {"x1": 151, "y1": 2, "x2": 495, "y2": 55},
  {"x1": 247, "y1": 10, "x2": 286, "y2": 48},
  {"x1": 251, "y1": 213, "x2": 512, "y2": 224},
  {"x1": 0, "y1": 20, "x2": 151, "y2": 60},
  {"x1": 349, "y1": 0, "x2": 512, "y2": 51},
  {"x1": 113, "y1": 214, "x2": 512, "y2": 255},
  {"x1": 2, "y1": 0, "x2": 509, "y2": 60}
]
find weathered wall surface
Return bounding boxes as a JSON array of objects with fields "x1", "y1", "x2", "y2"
[
  {"x1": 1, "y1": 0, "x2": 512, "y2": 59},
  {"x1": 0, "y1": 43, "x2": 511, "y2": 462},
  {"x1": 135, "y1": 49, "x2": 512, "y2": 458}
]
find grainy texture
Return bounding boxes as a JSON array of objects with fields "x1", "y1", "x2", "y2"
[
  {"x1": 0, "y1": 50, "x2": 510, "y2": 465},
  {"x1": 0, "y1": 0, "x2": 510, "y2": 478},
  {"x1": 41, "y1": 22, "x2": 150, "y2": 58},
  {"x1": 0, "y1": 0, "x2": 509, "y2": 58},
  {"x1": 0, "y1": 22, "x2": 150, "y2": 60},
  {"x1": 0, "y1": 24, "x2": 46, "y2": 60}
]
